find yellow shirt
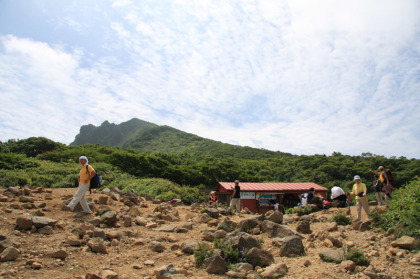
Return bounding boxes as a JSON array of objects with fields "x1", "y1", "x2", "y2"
[
  {"x1": 79, "y1": 165, "x2": 94, "y2": 186},
  {"x1": 352, "y1": 182, "x2": 367, "y2": 200}
]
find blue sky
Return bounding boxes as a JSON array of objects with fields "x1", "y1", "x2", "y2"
[{"x1": 1, "y1": 0, "x2": 420, "y2": 158}]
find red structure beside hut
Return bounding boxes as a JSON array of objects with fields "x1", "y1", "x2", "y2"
[{"x1": 216, "y1": 182, "x2": 328, "y2": 214}]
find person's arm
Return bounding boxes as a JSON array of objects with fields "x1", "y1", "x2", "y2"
[
  {"x1": 84, "y1": 169, "x2": 96, "y2": 184},
  {"x1": 232, "y1": 189, "x2": 236, "y2": 198},
  {"x1": 363, "y1": 184, "x2": 367, "y2": 196},
  {"x1": 369, "y1": 170, "x2": 379, "y2": 175}
]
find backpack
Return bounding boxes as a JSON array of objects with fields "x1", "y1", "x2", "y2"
[
  {"x1": 386, "y1": 169, "x2": 393, "y2": 181},
  {"x1": 86, "y1": 165, "x2": 100, "y2": 194}
]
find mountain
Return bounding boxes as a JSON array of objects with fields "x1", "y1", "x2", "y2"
[{"x1": 71, "y1": 118, "x2": 292, "y2": 159}]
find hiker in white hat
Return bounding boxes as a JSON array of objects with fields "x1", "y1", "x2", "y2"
[
  {"x1": 350, "y1": 175, "x2": 370, "y2": 221},
  {"x1": 65, "y1": 156, "x2": 95, "y2": 216}
]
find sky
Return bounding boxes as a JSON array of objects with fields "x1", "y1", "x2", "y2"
[{"x1": 1, "y1": 0, "x2": 420, "y2": 159}]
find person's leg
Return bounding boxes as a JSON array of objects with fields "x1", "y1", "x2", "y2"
[
  {"x1": 360, "y1": 198, "x2": 370, "y2": 218},
  {"x1": 236, "y1": 199, "x2": 241, "y2": 212},
  {"x1": 356, "y1": 199, "x2": 362, "y2": 221},
  {"x1": 377, "y1": 192, "x2": 385, "y2": 205},
  {"x1": 68, "y1": 184, "x2": 90, "y2": 212},
  {"x1": 80, "y1": 194, "x2": 92, "y2": 214},
  {"x1": 229, "y1": 198, "x2": 236, "y2": 211}
]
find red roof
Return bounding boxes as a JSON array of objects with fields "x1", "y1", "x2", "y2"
[{"x1": 217, "y1": 182, "x2": 328, "y2": 193}]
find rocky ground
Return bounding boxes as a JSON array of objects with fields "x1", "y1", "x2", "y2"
[{"x1": 0, "y1": 186, "x2": 419, "y2": 279}]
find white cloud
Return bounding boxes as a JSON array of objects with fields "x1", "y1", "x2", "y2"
[{"x1": 0, "y1": 0, "x2": 419, "y2": 158}]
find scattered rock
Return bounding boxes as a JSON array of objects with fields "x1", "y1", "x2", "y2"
[
  {"x1": 0, "y1": 247, "x2": 20, "y2": 262},
  {"x1": 319, "y1": 249, "x2": 345, "y2": 263},
  {"x1": 247, "y1": 247, "x2": 274, "y2": 267},
  {"x1": 203, "y1": 255, "x2": 227, "y2": 275},
  {"x1": 278, "y1": 235, "x2": 305, "y2": 257},
  {"x1": 261, "y1": 263, "x2": 288, "y2": 278}
]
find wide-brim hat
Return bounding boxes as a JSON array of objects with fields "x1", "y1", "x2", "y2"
[{"x1": 354, "y1": 175, "x2": 361, "y2": 181}]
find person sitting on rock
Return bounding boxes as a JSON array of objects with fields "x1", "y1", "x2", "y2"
[
  {"x1": 331, "y1": 185, "x2": 347, "y2": 208},
  {"x1": 209, "y1": 191, "x2": 218, "y2": 207}
]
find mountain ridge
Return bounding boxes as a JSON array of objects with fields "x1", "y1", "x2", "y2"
[{"x1": 71, "y1": 118, "x2": 292, "y2": 159}]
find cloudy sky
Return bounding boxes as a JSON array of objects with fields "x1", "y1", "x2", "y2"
[{"x1": 1, "y1": 0, "x2": 419, "y2": 158}]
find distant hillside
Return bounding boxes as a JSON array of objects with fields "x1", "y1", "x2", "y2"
[{"x1": 71, "y1": 118, "x2": 292, "y2": 159}]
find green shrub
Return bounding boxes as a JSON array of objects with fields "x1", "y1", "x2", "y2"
[
  {"x1": 194, "y1": 243, "x2": 213, "y2": 267},
  {"x1": 331, "y1": 212, "x2": 352, "y2": 226},
  {"x1": 371, "y1": 179, "x2": 420, "y2": 238},
  {"x1": 293, "y1": 206, "x2": 314, "y2": 216},
  {"x1": 345, "y1": 248, "x2": 369, "y2": 266}
]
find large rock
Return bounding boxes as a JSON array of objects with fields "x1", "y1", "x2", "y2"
[
  {"x1": 0, "y1": 236, "x2": 13, "y2": 253},
  {"x1": 0, "y1": 247, "x2": 20, "y2": 262},
  {"x1": 247, "y1": 247, "x2": 274, "y2": 267},
  {"x1": 87, "y1": 238, "x2": 108, "y2": 254},
  {"x1": 149, "y1": 241, "x2": 165, "y2": 253},
  {"x1": 203, "y1": 255, "x2": 227, "y2": 275},
  {"x1": 101, "y1": 211, "x2": 118, "y2": 227},
  {"x1": 155, "y1": 225, "x2": 176, "y2": 232},
  {"x1": 319, "y1": 249, "x2": 345, "y2": 263},
  {"x1": 154, "y1": 264, "x2": 177, "y2": 279},
  {"x1": 266, "y1": 210, "x2": 283, "y2": 224},
  {"x1": 217, "y1": 218, "x2": 237, "y2": 232},
  {"x1": 206, "y1": 207, "x2": 219, "y2": 219},
  {"x1": 261, "y1": 263, "x2": 288, "y2": 278},
  {"x1": 261, "y1": 220, "x2": 301, "y2": 238},
  {"x1": 224, "y1": 232, "x2": 261, "y2": 250},
  {"x1": 278, "y1": 235, "x2": 305, "y2": 257},
  {"x1": 181, "y1": 241, "x2": 199, "y2": 254},
  {"x1": 32, "y1": 216, "x2": 57, "y2": 228},
  {"x1": 391, "y1": 236, "x2": 418, "y2": 250},
  {"x1": 16, "y1": 214, "x2": 33, "y2": 230},
  {"x1": 238, "y1": 218, "x2": 258, "y2": 232},
  {"x1": 296, "y1": 220, "x2": 311, "y2": 234}
]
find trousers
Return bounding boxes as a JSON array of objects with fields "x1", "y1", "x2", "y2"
[
  {"x1": 68, "y1": 184, "x2": 92, "y2": 213},
  {"x1": 356, "y1": 197, "x2": 370, "y2": 221},
  {"x1": 230, "y1": 198, "x2": 241, "y2": 212}
]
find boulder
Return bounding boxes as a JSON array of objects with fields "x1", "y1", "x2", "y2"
[
  {"x1": 149, "y1": 241, "x2": 165, "y2": 253},
  {"x1": 181, "y1": 241, "x2": 199, "y2": 254},
  {"x1": 206, "y1": 207, "x2": 219, "y2": 219},
  {"x1": 154, "y1": 264, "x2": 177, "y2": 279},
  {"x1": 261, "y1": 220, "x2": 301, "y2": 238},
  {"x1": 278, "y1": 235, "x2": 305, "y2": 257},
  {"x1": 155, "y1": 225, "x2": 177, "y2": 232},
  {"x1": 238, "y1": 218, "x2": 258, "y2": 232},
  {"x1": 247, "y1": 247, "x2": 274, "y2": 267},
  {"x1": 296, "y1": 220, "x2": 311, "y2": 234},
  {"x1": 391, "y1": 236, "x2": 417, "y2": 250},
  {"x1": 0, "y1": 247, "x2": 20, "y2": 262},
  {"x1": 319, "y1": 249, "x2": 345, "y2": 263},
  {"x1": 224, "y1": 232, "x2": 261, "y2": 250},
  {"x1": 101, "y1": 211, "x2": 118, "y2": 227},
  {"x1": 0, "y1": 236, "x2": 13, "y2": 253},
  {"x1": 51, "y1": 249, "x2": 68, "y2": 260},
  {"x1": 16, "y1": 213, "x2": 33, "y2": 230},
  {"x1": 266, "y1": 210, "x2": 283, "y2": 224},
  {"x1": 203, "y1": 255, "x2": 227, "y2": 275},
  {"x1": 261, "y1": 263, "x2": 288, "y2": 278},
  {"x1": 87, "y1": 238, "x2": 108, "y2": 254}
]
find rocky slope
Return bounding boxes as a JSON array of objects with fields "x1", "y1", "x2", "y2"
[{"x1": 0, "y1": 187, "x2": 419, "y2": 279}]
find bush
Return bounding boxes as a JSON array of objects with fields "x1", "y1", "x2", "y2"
[
  {"x1": 345, "y1": 248, "x2": 369, "y2": 266},
  {"x1": 194, "y1": 243, "x2": 213, "y2": 267},
  {"x1": 293, "y1": 206, "x2": 314, "y2": 216},
  {"x1": 371, "y1": 179, "x2": 420, "y2": 238},
  {"x1": 331, "y1": 212, "x2": 352, "y2": 226}
]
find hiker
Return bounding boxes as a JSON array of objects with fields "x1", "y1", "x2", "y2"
[
  {"x1": 229, "y1": 180, "x2": 241, "y2": 213},
  {"x1": 350, "y1": 175, "x2": 370, "y2": 221},
  {"x1": 66, "y1": 156, "x2": 95, "y2": 215},
  {"x1": 331, "y1": 185, "x2": 347, "y2": 208},
  {"x1": 372, "y1": 175, "x2": 386, "y2": 205},
  {"x1": 307, "y1": 187, "x2": 315, "y2": 203},
  {"x1": 209, "y1": 191, "x2": 218, "y2": 207},
  {"x1": 369, "y1": 166, "x2": 392, "y2": 200}
]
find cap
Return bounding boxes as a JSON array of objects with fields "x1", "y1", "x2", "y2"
[{"x1": 354, "y1": 175, "x2": 361, "y2": 181}]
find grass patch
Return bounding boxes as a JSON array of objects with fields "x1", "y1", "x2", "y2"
[{"x1": 331, "y1": 212, "x2": 352, "y2": 226}]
